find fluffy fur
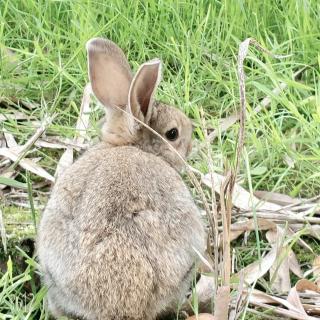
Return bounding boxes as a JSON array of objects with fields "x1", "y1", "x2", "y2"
[{"x1": 37, "y1": 38, "x2": 206, "y2": 320}]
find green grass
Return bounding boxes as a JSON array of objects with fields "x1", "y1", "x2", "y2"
[{"x1": 1, "y1": 0, "x2": 320, "y2": 318}]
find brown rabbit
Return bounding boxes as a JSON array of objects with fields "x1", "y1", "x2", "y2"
[{"x1": 37, "y1": 38, "x2": 206, "y2": 320}]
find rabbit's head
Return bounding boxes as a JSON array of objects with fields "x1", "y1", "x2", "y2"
[{"x1": 87, "y1": 38, "x2": 193, "y2": 170}]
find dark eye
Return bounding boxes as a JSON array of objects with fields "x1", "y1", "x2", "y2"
[{"x1": 165, "y1": 128, "x2": 179, "y2": 141}]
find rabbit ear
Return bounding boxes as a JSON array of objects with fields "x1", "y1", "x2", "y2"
[
  {"x1": 128, "y1": 59, "x2": 161, "y2": 123},
  {"x1": 86, "y1": 38, "x2": 132, "y2": 108}
]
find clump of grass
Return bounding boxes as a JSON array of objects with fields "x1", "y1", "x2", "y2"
[{"x1": 0, "y1": 250, "x2": 48, "y2": 319}]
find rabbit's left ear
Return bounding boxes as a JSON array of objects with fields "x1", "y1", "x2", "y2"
[
  {"x1": 128, "y1": 59, "x2": 161, "y2": 124},
  {"x1": 86, "y1": 38, "x2": 132, "y2": 109}
]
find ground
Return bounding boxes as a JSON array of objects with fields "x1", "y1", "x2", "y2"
[{"x1": 0, "y1": 1, "x2": 320, "y2": 319}]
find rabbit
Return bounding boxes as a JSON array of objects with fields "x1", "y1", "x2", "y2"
[{"x1": 37, "y1": 38, "x2": 206, "y2": 320}]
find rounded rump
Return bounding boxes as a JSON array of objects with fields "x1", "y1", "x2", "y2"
[{"x1": 37, "y1": 143, "x2": 205, "y2": 319}]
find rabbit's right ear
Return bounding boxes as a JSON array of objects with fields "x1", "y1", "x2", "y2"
[
  {"x1": 128, "y1": 59, "x2": 161, "y2": 125},
  {"x1": 86, "y1": 38, "x2": 132, "y2": 108}
]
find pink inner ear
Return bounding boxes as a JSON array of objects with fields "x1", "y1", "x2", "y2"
[
  {"x1": 137, "y1": 69, "x2": 158, "y2": 116},
  {"x1": 129, "y1": 60, "x2": 161, "y2": 119}
]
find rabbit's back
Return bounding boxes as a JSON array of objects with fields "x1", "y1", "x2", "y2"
[{"x1": 38, "y1": 143, "x2": 205, "y2": 319}]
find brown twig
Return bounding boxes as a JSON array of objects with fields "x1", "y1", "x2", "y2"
[
  {"x1": 217, "y1": 38, "x2": 290, "y2": 318},
  {"x1": 238, "y1": 211, "x2": 320, "y2": 224},
  {"x1": 10, "y1": 114, "x2": 55, "y2": 171}
]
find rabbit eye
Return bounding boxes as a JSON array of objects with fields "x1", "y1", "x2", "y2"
[{"x1": 165, "y1": 128, "x2": 179, "y2": 141}]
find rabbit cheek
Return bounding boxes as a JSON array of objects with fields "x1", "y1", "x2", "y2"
[{"x1": 186, "y1": 141, "x2": 192, "y2": 156}]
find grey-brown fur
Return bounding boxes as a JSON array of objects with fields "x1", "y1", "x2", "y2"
[{"x1": 37, "y1": 38, "x2": 206, "y2": 320}]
